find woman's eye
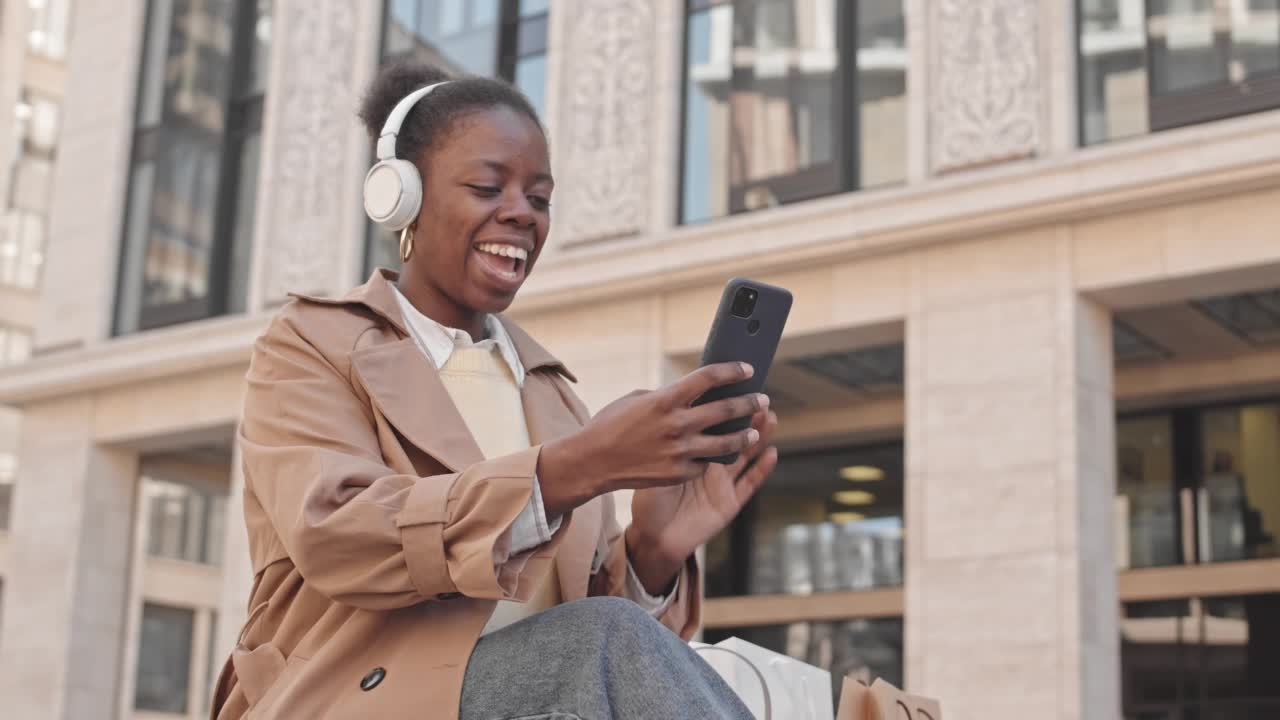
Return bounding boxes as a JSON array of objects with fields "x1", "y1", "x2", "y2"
[
  {"x1": 528, "y1": 195, "x2": 551, "y2": 211},
  {"x1": 467, "y1": 185, "x2": 501, "y2": 196}
]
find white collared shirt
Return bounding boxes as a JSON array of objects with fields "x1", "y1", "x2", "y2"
[{"x1": 391, "y1": 286, "x2": 674, "y2": 613}]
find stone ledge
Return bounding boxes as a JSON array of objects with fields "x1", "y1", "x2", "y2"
[
  {"x1": 517, "y1": 112, "x2": 1280, "y2": 314},
  {"x1": 0, "y1": 313, "x2": 268, "y2": 406}
]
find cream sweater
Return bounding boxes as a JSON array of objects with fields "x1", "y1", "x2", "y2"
[{"x1": 439, "y1": 344, "x2": 564, "y2": 635}]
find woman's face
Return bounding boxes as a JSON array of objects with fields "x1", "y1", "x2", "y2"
[{"x1": 407, "y1": 105, "x2": 552, "y2": 315}]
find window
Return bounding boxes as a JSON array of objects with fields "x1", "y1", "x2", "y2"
[
  {"x1": 365, "y1": 0, "x2": 551, "y2": 274},
  {"x1": 0, "y1": 326, "x2": 33, "y2": 368},
  {"x1": 144, "y1": 477, "x2": 228, "y2": 566},
  {"x1": 1079, "y1": 0, "x2": 1280, "y2": 145},
  {"x1": 1116, "y1": 401, "x2": 1280, "y2": 570},
  {"x1": 705, "y1": 618, "x2": 903, "y2": 709},
  {"x1": 0, "y1": 212, "x2": 45, "y2": 290},
  {"x1": 114, "y1": 0, "x2": 272, "y2": 335},
  {"x1": 27, "y1": 0, "x2": 73, "y2": 60},
  {"x1": 706, "y1": 443, "x2": 904, "y2": 598},
  {"x1": 1121, "y1": 593, "x2": 1280, "y2": 718},
  {"x1": 134, "y1": 603, "x2": 195, "y2": 713},
  {"x1": 680, "y1": 0, "x2": 907, "y2": 224}
]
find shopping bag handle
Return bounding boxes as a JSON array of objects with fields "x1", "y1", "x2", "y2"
[{"x1": 693, "y1": 645, "x2": 773, "y2": 720}]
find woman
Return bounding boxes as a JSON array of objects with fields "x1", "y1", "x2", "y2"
[{"x1": 211, "y1": 60, "x2": 779, "y2": 720}]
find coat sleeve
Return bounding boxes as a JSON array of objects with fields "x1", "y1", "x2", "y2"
[
  {"x1": 587, "y1": 491, "x2": 703, "y2": 640},
  {"x1": 239, "y1": 306, "x2": 560, "y2": 611}
]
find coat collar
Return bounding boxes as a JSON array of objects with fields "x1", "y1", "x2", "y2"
[{"x1": 290, "y1": 268, "x2": 577, "y2": 384}]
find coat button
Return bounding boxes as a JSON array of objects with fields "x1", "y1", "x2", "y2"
[
  {"x1": 360, "y1": 667, "x2": 386, "y2": 691},
  {"x1": 437, "y1": 592, "x2": 462, "y2": 600}
]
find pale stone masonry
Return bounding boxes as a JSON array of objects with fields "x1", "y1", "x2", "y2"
[{"x1": 0, "y1": 1, "x2": 1279, "y2": 719}]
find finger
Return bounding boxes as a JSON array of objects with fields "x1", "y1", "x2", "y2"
[
  {"x1": 685, "y1": 427, "x2": 759, "y2": 460},
  {"x1": 734, "y1": 446, "x2": 778, "y2": 507},
  {"x1": 667, "y1": 362, "x2": 753, "y2": 407},
  {"x1": 728, "y1": 410, "x2": 774, "y2": 475},
  {"x1": 679, "y1": 393, "x2": 769, "y2": 434}
]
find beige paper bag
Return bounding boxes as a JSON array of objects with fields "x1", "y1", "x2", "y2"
[{"x1": 836, "y1": 677, "x2": 942, "y2": 720}]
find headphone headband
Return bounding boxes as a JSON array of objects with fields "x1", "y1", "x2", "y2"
[{"x1": 375, "y1": 81, "x2": 451, "y2": 161}]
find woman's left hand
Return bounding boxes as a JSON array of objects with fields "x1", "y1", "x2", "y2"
[{"x1": 626, "y1": 409, "x2": 779, "y2": 595}]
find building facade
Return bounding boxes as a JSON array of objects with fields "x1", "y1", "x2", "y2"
[{"x1": 1, "y1": 1, "x2": 1279, "y2": 718}]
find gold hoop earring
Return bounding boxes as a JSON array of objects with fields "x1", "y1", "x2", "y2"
[{"x1": 399, "y1": 226, "x2": 414, "y2": 263}]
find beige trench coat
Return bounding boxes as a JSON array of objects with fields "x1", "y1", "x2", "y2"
[{"x1": 210, "y1": 269, "x2": 702, "y2": 720}]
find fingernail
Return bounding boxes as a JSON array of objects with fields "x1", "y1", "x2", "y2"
[
  {"x1": 747, "y1": 429, "x2": 760, "y2": 444},
  {"x1": 740, "y1": 362, "x2": 754, "y2": 377},
  {"x1": 758, "y1": 394, "x2": 770, "y2": 409}
]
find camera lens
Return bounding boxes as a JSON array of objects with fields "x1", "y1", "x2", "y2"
[{"x1": 731, "y1": 287, "x2": 758, "y2": 318}]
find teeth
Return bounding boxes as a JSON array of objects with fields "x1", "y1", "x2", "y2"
[{"x1": 477, "y1": 243, "x2": 528, "y2": 261}]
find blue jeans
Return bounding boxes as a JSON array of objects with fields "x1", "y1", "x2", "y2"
[{"x1": 460, "y1": 597, "x2": 753, "y2": 720}]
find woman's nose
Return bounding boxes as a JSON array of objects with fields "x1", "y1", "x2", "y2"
[{"x1": 497, "y1": 192, "x2": 536, "y2": 227}]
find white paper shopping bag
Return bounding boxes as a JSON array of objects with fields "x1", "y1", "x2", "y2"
[{"x1": 692, "y1": 637, "x2": 834, "y2": 720}]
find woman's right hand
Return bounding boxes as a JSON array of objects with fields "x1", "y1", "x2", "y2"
[{"x1": 537, "y1": 362, "x2": 768, "y2": 517}]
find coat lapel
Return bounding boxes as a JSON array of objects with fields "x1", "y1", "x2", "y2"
[
  {"x1": 505, "y1": 317, "x2": 597, "y2": 601},
  {"x1": 350, "y1": 338, "x2": 485, "y2": 474},
  {"x1": 296, "y1": 270, "x2": 600, "y2": 597}
]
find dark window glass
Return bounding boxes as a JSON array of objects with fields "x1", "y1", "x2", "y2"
[
  {"x1": 115, "y1": 0, "x2": 271, "y2": 334},
  {"x1": 141, "y1": 450, "x2": 231, "y2": 566},
  {"x1": 367, "y1": 0, "x2": 550, "y2": 275},
  {"x1": 145, "y1": 478, "x2": 228, "y2": 566},
  {"x1": 134, "y1": 603, "x2": 195, "y2": 713},
  {"x1": 1197, "y1": 403, "x2": 1280, "y2": 563},
  {"x1": 705, "y1": 618, "x2": 904, "y2": 710},
  {"x1": 1116, "y1": 401, "x2": 1280, "y2": 571},
  {"x1": 680, "y1": 0, "x2": 907, "y2": 224},
  {"x1": 1117, "y1": 414, "x2": 1180, "y2": 568},
  {"x1": 706, "y1": 443, "x2": 903, "y2": 598},
  {"x1": 1079, "y1": 0, "x2": 1280, "y2": 145},
  {"x1": 1122, "y1": 593, "x2": 1280, "y2": 719}
]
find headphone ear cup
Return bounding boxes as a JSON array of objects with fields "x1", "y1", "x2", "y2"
[{"x1": 363, "y1": 159, "x2": 423, "y2": 231}]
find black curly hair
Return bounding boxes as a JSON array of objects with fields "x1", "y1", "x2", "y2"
[{"x1": 357, "y1": 59, "x2": 544, "y2": 166}]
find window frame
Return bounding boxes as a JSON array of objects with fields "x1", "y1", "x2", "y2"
[
  {"x1": 703, "y1": 436, "x2": 907, "y2": 631},
  {"x1": 363, "y1": 0, "x2": 550, "y2": 277},
  {"x1": 677, "y1": 0, "x2": 888, "y2": 225},
  {"x1": 1116, "y1": 395, "x2": 1280, "y2": 575},
  {"x1": 1075, "y1": 0, "x2": 1280, "y2": 145},
  {"x1": 113, "y1": 0, "x2": 270, "y2": 335}
]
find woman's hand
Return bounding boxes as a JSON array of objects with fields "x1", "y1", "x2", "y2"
[
  {"x1": 626, "y1": 409, "x2": 779, "y2": 595},
  {"x1": 537, "y1": 362, "x2": 767, "y2": 517}
]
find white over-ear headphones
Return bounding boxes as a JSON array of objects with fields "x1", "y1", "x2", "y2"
[{"x1": 363, "y1": 81, "x2": 451, "y2": 231}]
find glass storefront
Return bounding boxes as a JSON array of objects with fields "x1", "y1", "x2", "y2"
[{"x1": 706, "y1": 442, "x2": 903, "y2": 598}]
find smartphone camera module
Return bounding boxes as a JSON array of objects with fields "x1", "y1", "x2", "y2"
[{"x1": 731, "y1": 287, "x2": 758, "y2": 319}]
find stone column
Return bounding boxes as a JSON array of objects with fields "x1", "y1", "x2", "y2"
[
  {"x1": 0, "y1": 397, "x2": 139, "y2": 720},
  {"x1": 903, "y1": 229, "x2": 1119, "y2": 719},
  {"x1": 34, "y1": 0, "x2": 147, "y2": 349},
  {"x1": 246, "y1": 0, "x2": 385, "y2": 309}
]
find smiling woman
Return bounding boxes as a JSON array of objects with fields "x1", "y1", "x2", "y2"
[{"x1": 210, "y1": 59, "x2": 783, "y2": 720}]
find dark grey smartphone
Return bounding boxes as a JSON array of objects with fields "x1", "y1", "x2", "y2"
[{"x1": 692, "y1": 278, "x2": 792, "y2": 464}]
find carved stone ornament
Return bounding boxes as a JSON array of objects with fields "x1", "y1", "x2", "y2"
[
  {"x1": 556, "y1": 0, "x2": 654, "y2": 244},
  {"x1": 929, "y1": 0, "x2": 1042, "y2": 173},
  {"x1": 263, "y1": 0, "x2": 358, "y2": 301}
]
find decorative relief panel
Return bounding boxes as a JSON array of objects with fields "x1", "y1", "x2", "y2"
[
  {"x1": 554, "y1": 0, "x2": 655, "y2": 245},
  {"x1": 262, "y1": 0, "x2": 359, "y2": 302},
  {"x1": 929, "y1": 0, "x2": 1042, "y2": 174}
]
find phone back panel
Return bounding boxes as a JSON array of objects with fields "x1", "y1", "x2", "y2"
[{"x1": 694, "y1": 278, "x2": 792, "y2": 463}]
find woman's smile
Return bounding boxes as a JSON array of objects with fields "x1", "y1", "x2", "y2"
[{"x1": 472, "y1": 240, "x2": 530, "y2": 290}]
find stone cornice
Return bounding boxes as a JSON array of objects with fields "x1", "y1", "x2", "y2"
[{"x1": 3, "y1": 113, "x2": 1279, "y2": 407}]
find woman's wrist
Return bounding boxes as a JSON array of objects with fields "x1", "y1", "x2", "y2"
[
  {"x1": 625, "y1": 524, "x2": 684, "y2": 597},
  {"x1": 537, "y1": 436, "x2": 599, "y2": 517}
]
